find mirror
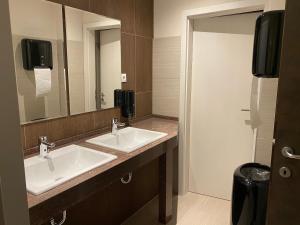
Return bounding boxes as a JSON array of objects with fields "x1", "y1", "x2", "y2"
[
  {"x1": 65, "y1": 7, "x2": 122, "y2": 115},
  {"x1": 9, "y1": 0, "x2": 68, "y2": 124}
]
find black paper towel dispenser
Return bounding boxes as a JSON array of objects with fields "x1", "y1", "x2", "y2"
[
  {"x1": 21, "y1": 39, "x2": 53, "y2": 71},
  {"x1": 252, "y1": 10, "x2": 284, "y2": 78}
]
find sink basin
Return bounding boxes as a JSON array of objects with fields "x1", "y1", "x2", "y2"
[
  {"x1": 24, "y1": 145, "x2": 117, "y2": 195},
  {"x1": 86, "y1": 127, "x2": 168, "y2": 153}
]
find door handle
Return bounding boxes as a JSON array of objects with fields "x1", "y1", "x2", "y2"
[
  {"x1": 282, "y1": 146, "x2": 300, "y2": 159},
  {"x1": 241, "y1": 109, "x2": 251, "y2": 112}
]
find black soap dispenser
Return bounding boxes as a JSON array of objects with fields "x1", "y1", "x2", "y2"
[{"x1": 122, "y1": 90, "x2": 135, "y2": 118}]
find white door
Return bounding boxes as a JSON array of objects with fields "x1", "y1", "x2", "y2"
[{"x1": 189, "y1": 13, "x2": 260, "y2": 200}]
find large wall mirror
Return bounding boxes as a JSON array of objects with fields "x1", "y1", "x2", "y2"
[
  {"x1": 9, "y1": 0, "x2": 122, "y2": 124},
  {"x1": 10, "y1": 0, "x2": 68, "y2": 124},
  {"x1": 65, "y1": 7, "x2": 121, "y2": 115}
]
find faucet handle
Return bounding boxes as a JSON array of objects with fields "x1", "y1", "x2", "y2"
[
  {"x1": 39, "y1": 136, "x2": 48, "y2": 144},
  {"x1": 39, "y1": 136, "x2": 55, "y2": 148}
]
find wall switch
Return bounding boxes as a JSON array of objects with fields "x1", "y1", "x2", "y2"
[{"x1": 121, "y1": 73, "x2": 127, "y2": 82}]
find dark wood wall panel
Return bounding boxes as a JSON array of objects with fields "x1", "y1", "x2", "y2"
[
  {"x1": 136, "y1": 91, "x2": 152, "y2": 118},
  {"x1": 49, "y1": 0, "x2": 68, "y2": 4},
  {"x1": 67, "y1": 0, "x2": 90, "y2": 10},
  {"x1": 89, "y1": 0, "x2": 135, "y2": 34},
  {"x1": 121, "y1": 33, "x2": 136, "y2": 90},
  {"x1": 44, "y1": 0, "x2": 154, "y2": 128},
  {"x1": 136, "y1": 36, "x2": 153, "y2": 92},
  {"x1": 135, "y1": 0, "x2": 154, "y2": 37},
  {"x1": 22, "y1": 108, "x2": 120, "y2": 156}
]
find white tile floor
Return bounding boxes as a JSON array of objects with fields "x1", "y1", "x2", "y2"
[
  {"x1": 122, "y1": 192, "x2": 231, "y2": 225},
  {"x1": 176, "y1": 193, "x2": 230, "y2": 225}
]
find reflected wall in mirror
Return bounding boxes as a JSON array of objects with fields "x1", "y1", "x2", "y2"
[
  {"x1": 65, "y1": 7, "x2": 122, "y2": 115},
  {"x1": 9, "y1": 0, "x2": 68, "y2": 124}
]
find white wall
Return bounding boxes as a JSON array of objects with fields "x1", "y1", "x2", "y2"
[
  {"x1": 154, "y1": 0, "x2": 285, "y2": 38},
  {"x1": 9, "y1": 0, "x2": 63, "y2": 39},
  {"x1": 153, "y1": 0, "x2": 244, "y2": 118},
  {"x1": 154, "y1": 0, "x2": 245, "y2": 38}
]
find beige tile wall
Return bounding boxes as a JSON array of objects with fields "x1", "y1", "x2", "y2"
[
  {"x1": 153, "y1": 36, "x2": 181, "y2": 118},
  {"x1": 255, "y1": 79, "x2": 278, "y2": 166}
]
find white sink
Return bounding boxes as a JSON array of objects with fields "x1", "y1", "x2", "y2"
[
  {"x1": 86, "y1": 127, "x2": 168, "y2": 153},
  {"x1": 24, "y1": 145, "x2": 117, "y2": 195}
]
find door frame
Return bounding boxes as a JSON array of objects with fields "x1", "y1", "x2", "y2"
[{"x1": 178, "y1": 0, "x2": 266, "y2": 195}]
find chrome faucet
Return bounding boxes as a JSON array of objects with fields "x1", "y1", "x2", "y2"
[
  {"x1": 39, "y1": 136, "x2": 55, "y2": 158},
  {"x1": 111, "y1": 118, "x2": 126, "y2": 135}
]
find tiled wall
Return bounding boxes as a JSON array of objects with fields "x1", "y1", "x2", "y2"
[
  {"x1": 21, "y1": 0, "x2": 154, "y2": 155},
  {"x1": 153, "y1": 37, "x2": 181, "y2": 118},
  {"x1": 87, "y1": 0, "x2": 154, "y2": 118},
  {"x1": 255, "y1": 79, "x2": 278, "y2": 166}
]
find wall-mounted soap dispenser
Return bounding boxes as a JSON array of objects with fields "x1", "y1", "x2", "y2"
[{"x1": 21, "y1": 39, "x2": 53, "y2": 70}]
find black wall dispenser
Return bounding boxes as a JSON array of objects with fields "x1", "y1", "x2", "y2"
[
  {"x1": 122, "y1": 90, "x2": 135, "y2": 118},
  {"x1": 21, "y1": 39, "x2": 53, "y2": 70},
  {"x1": 252, "y1": 10, "x2": 285, "y2": 78},
  {"x1": 114, "y1": 89, "x2": 135, "y2": 118}
]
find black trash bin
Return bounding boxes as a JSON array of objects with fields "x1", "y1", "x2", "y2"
[{"x1": 231, "y1": 163, "x2": 270, "y2": 225}]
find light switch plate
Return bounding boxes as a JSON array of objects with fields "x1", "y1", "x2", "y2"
[{"x1": 121, "y1": 73, "x2": 127, "y2": 82}]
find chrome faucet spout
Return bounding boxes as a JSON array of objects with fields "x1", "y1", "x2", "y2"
[
  {"x1": 39, "y1": 136, "x2": 55, "y2": 158},
  {"x1": 111, "y1": 118, "x2": 126, "y2": 135}
]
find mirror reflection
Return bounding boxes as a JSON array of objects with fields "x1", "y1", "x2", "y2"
[
  {"x1": 65, "y1": 7, "x2": 122, "y2": 115},
  {"x1": 10, "y1": 0, "x2": 68, "y2": 124}
]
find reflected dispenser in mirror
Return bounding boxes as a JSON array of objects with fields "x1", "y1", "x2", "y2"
[
  {"x1": 21, "y1": 39, "x2": 53, "y2": 70},
  {"x1": 114, "y1": 90, "x2": 135, "y2": 118},
  {"x1": 122, "y1": 90, "x2": 135, "y2": 118}
]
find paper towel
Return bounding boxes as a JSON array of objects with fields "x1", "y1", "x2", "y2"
[{"x1": 34, "y1": 68, "x2": 52, "y2": 97}]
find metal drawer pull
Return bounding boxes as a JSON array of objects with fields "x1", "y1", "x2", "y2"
[
  {"x1": 121, "y1": 172, "x2": 133, "y2": 184},
  {"x1": 50, "y1": 210, "x2": 67, "y2": 225},
  {"x1": 282, "y1": 147, "x2": 300, "y2": 160}
]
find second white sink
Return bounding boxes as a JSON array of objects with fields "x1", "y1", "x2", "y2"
[{"x1": 86, "y1": 127, "x2": 168, "y2": 153}]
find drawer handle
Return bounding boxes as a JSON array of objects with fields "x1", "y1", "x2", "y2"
[
  {"x1": 121, "y1": 172, "x2": 133, "y2": 184},
  {"x1": 50, "y1": 210, "x2": 67, "y2": 225}
]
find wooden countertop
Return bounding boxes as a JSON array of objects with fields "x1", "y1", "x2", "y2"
[{"x1": 27, "y1": 117, "x2": 178, "y2": 208}]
